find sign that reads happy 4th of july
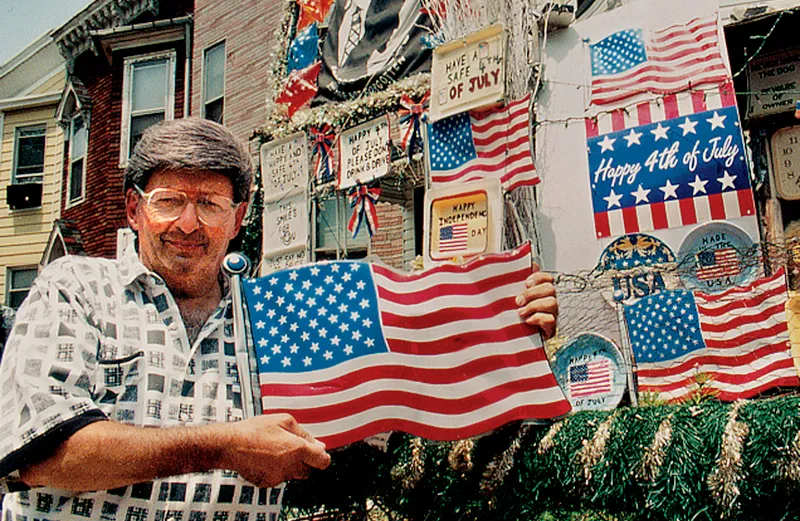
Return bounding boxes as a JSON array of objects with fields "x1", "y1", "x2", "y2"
[
  {"x1": 338, "y1": 117, "x2": 390, "y2": 190},
  {"x1": 260, "y1": 132, "x2": 309, "y2": 203},
  {"x1": 429, "y1": 24, "x2": 506, "y2": 122},
  {"x1": 586, "y1": 88, "x2": 756, "y2": 239}
]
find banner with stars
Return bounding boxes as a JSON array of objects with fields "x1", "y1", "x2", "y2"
[
  {"x1": 624, "y1": 269, "x2": 798, "y2": 402},
  {"x1": 586, "y1": 83, "x2": 756, "y2": 239},
  {"x1": 241, "y1": 243, "x2": 571, "y2": 449}
]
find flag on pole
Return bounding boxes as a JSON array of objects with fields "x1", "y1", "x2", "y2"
[
  {"x1": 623, "y1": 269, "x2": 798, "y2": 402},
  {"x1": 428, "y1": 95, "x2": 539, "y2": 192},
  {"x1": 585, "y1": 83, "x2": 756, "y2": 239},
  {"x1": 589, "y1": 16, "x2": 729, "y2": 107},
  {"x1": 241, "y1": 243, "x2": 571, "y2": 449}
]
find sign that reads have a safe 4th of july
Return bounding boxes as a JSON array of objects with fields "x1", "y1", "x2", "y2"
[
  {"x1": 260, "y1": 132, "x2": 309, "y2": 203},
  {"x1": 338, "y1": 117, "x2": 390, "y2": 190},
  {"x1": 429, "y1": 24, "x2": 507, "y2": 122}
]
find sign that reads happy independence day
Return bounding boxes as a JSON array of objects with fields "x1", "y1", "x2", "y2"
[{"x1": 586, "y1": 86, "x2": 756, "y2": 239}]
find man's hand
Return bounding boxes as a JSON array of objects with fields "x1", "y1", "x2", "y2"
[
  {"x1": 515, "y1": 264, "x2": 558, "y2": 340},
  {"x1": 220, "y1": 414, "x2": 331, "y2": 488}
]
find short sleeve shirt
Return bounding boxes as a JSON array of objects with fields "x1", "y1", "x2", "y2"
[{"x1": 0, "y1": 246, "x2": 284, "y2": 521}]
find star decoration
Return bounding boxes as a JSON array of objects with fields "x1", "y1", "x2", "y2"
[
  {"x1": 717, "y1": 171, "x2": 737, "y2": 190},
  {"x1": 651, "y1": 123, "x2": 669, "y2": 141},
  {"x1": 659, "y1": 179, "x2": 680, "y2": 200},
  {"x1": 604, "y1": 189, "x2": 623, "y2": 209},
  {"x1": 688, "y1": 175, "x2": 709, "y2": 195},
  {"x1": 623, "y1": 128, "x2": 642, "y2": 147},
  {"x1": 677, "y1": 117, "x2": 698, "y2": 136},
  {"x1": 631, "y1": 184, "x2": 651, "y2": 204},
  {"x1": 598, "y1": 135, "x2": 616, "y2": 152}
]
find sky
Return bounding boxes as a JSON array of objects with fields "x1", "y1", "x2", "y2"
[{"x1": 0, "y1": 0, "x2": 94, "y2": 66}]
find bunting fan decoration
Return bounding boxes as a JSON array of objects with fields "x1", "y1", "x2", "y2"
[
  {"x1": 398, "y1": 92, "x2": 430, "y2": 161},
  {"x1": 296, "y1": 0, "x2": 334, "y2": 31},
  {"x1": 348, "y1": 183, "x2": 381, "y2": 238},
  {"x1": 276, "y1": 61, "x2": 322, "y2": 118},
  {"x1": 310, "y1": 124, "x2": 335, "y2": 184}
]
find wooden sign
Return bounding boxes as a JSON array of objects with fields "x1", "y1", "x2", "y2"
[
  {"x1": 338, "y1": 117, "x2": 391, "y2": 190},
  {"x1": 746, "y1": 48, "x2": 800, "y2": 120},
  {"x1": 262, "y1": 249, "x2": 308, "y2": 275},
  {"x1": 262, "y1": 191, "x2": 308, "y2": 259},
  {"x1": 260, "y1": 132, "x2": 309, "y2": 203},
  {"x1": 429, "y1": 24, "x2": 507, "y2": 122},
  {"x1": 423, "y1": 179, "x2": 502, "y2": 266}
]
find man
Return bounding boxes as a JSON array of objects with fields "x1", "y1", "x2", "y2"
[{"x1": 0, "y1": 118, "x2": 558, "y2": 520}]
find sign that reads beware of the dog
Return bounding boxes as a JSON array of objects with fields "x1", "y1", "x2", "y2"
[{"x1": 338, "y1": 116, "x2": 391, "y2": 190}]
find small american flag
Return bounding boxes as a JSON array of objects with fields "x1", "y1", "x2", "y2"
[
  {"x1": 589, "y1": 16, "x2": 729, "y2": 107},
  {"x1": 624, "y1": 269, "x2": 798, "y2": 402},
  {"x1": 696, "y1": 247, "x2": 740, "y2": 281},
  {"x1": 568, "y1": 358, "x2": 612, "y2": 398},
  {"x1": 242, "y1": 243, "x2": 571, "y2": 448},
  {"x1": 439, "y1": 223, "x2": 469, "y2": 253},
  {"x1": 427, "y1": 95, "x2": 539, "y2": 192}
]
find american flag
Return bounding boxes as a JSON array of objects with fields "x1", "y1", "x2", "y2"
[
  {"x1": 568, "y1": 358, "x2": 612, "y2": 398},
  {"x1": 696, "y1": 247, "x2": 740, "y2": 281},
  {"x1": 586, "y1": 83, "x2": 756, "y2": 239},
  {"x1": 241, "y1": 243, "x2": 571, "y2": 449},
  {"x1": 439, "y1": 223, "x2": 468, "y2": 253},
  {"x1": 589, "y1": 16, "x2": 729, "y2": 107},
  {"x1": 624, "y1": 269, "x2": 798, "y2": 402},
  {"x1": 427, "y1": 95, "x2": 539, "y2": 192}
]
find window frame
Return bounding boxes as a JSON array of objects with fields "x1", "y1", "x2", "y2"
[
  {"x1": 119, "y1": 50, "x2": 177, "y2": 167},
  {"x1": 12, "y1": 124, "x2": 47, "y2": 185},
  {"x1": 66, "y1": 113, "x2": 87, "y2": 208},
  {"x1": 202, "y1": 40, "x2": 226, "y2": 124},
  {"x1": 312, "y1": 193, "x2": 369, "y2": 261},
  {"x1": 5, "y1": 266, "x2": 38, "y2": 310}
]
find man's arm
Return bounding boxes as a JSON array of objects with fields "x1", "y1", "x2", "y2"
[
  {"x1": 516, "y1": 264, "x2": 558, "y2": 340},
  {"x1": 20, "y1": 414, "x2": 331, "y2": 492}
]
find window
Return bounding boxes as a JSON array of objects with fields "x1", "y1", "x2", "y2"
[
  {"x1": 120, "y1": 51, "x2": 176, "y2": 165},
  {"x1": 6, "y1": 267, "x2": 37, "y2": 309},
  {"x1": 314, "y1": 194, "x2": 368, "y2": 261},
  {"x1": 13, "y1": 126, "x2": 46, "y2": 184},
  {"x1": 203, "y1": 42, "x2": 225, "y2": 123},
  {"x1": 67, "y1": 115, "x2": 87, "y2": 205}
]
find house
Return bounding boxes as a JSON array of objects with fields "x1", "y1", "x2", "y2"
[
  {"x1": 47, "y1": 0, "x2": 193, "y2": 261},
  {"x1": 0, "y1": 34, "x2": 67, "y2": 311}
]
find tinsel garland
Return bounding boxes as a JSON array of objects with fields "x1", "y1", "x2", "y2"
[{"x1": 283, "y1": 395, "x2": 800, "y2": 521}]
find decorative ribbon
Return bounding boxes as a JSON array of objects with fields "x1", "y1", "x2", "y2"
[
  {"x1": 398, "y1": 92, "x2": 430, "y2": 161},
  {"x1": 309, "y1": 124, "x2": 335, "y2": 183},
  {"x1": 347, "y1": 183, "x2": 381, "y2": 238}
]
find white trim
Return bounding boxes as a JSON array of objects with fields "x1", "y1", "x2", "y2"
[
  {"x1": 0, "y1": 92, "x2": 62, "y2": 111},
  {"x1": 119, "y1": 49, "x2": 177, "y2": 168},
  {"x1": 201, "y1": 39, "x2": 226, "y2": 121},
  {"x1": 65, "y1": 113, "x2": 87, "y2": 209},
  {"x1": 0, "y1": 112, "x2": 5, "y2": 170}
]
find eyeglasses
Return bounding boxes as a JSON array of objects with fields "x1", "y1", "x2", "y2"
[{"x1": 134, "y1": 185, "x2": 240, "y2": 227}]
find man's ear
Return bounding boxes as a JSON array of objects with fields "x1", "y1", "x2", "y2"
[
  {"x1": 125, "y1": 188, "x2": 141, "y2": 231},
  {"x1": 232, "y1": 201, "x2": 248, "y2": 236}
]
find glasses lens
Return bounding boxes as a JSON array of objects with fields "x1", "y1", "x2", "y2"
[
  {"x1": 147, "y1": 190, "x2": 188, "y2": 221},
  {"x1": 140, "y1": 188, "x2": 236, "y2": 226}
]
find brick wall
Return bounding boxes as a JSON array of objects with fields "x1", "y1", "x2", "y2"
[
  {"x1": 371, "y1": 202, "x2": 405, "y2": 269},
  {"x1": 63, "y1": 41, "x2": 187, "y2": 259},
  {"x1": 191, "y1": 0, "x2": 285, "y2": 146}
]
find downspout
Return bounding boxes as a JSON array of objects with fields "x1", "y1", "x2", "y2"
[{"x1": 184, "y1": 18, "x2": 192, "y2": 117}]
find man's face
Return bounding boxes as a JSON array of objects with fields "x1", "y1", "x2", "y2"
[{"x1": 126, "y1": 169, "x2": 247, "y2": 299}]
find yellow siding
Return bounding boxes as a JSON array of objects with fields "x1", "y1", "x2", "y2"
[
  {"x1": 28, "y1": 68, "x2": 66, "y2": 96},
  {"x1": 0, "y1": 104, "x2": 63, "y2": 304}
]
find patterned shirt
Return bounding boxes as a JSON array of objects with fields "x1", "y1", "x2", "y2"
[{"x1": 0, "y1": 245, "x2": 284, "y2": 521}]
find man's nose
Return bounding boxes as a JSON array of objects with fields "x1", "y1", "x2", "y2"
[{"x1": 172, "y1": 201, "x2": 201, "y2": 234}]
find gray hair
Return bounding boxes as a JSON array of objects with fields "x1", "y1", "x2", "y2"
[{"x1": 124, "y1": 118, "x2": 253, "y2": 203}]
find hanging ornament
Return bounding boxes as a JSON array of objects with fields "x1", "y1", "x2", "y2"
[
  {"x1": 398, "y1": 92, "x2": 430, "y2": 162},
  {"x1": 296, "y1": 0, "x2": 334, "y2": 31},
  {"x1": 276, "y1": 61, "x2": 322, "y2": 118},
  {"x1": 309, "y1": 124, "x2": 335, "y2": 184},
  {"x1": 347, "y1": 183, "x2": 381, "y2": 238},
  {"x1": 287, "y1": 23, "x2": 319, "y2": 74}
]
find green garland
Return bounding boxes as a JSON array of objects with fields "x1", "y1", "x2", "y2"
[{"x1": 282, "y1": 395, "x2": 800, "y2": 521}]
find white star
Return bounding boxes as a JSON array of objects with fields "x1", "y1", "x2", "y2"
[
  {"x1": 359, "y1": 299, "x2": 370, "y2": 309},
  {"x1": 276, "y1": 296, "x2": 285, "y2": 306},
  {"x1": 302, "y1": 280, "x2": 312, "y2": 290},
  {"x1": 324, "y1": 275, "x2": 334, "y2": 284},
  {"x1": 623, "y1": 128, "x2": 642, "y2": 147},
  {"x1": 326, "y1": 295, "x2": 336, "y2": 305},
  {"x1": 631, "y1": 184, "x2": 651, "y2": 204},
  {"x1": 271, "y1": 345, "x2": 281, "y2": 354},
  {"x1": 301, "y1": 332, "x2": 310, "y2": 341},
  {"x1": 319, "y1": 327, "x2": 328, "y2": 338},
  {"x1": 281, "y1": 357, "x2": 291, "y2": 367},
  {"x1": 252, "y1": 286, "x2": 262, "y2": 295},
  {"x1": 677, "y1": 117, "x2": 698, "y2": 136},
  {"x1": 298, "y1": 309, "x2": 307, "y2": 318},
  {"x1": 688, "y1": 175, "x2": 709, "y2": 195},
  {"x1": 309, "y1": 318, "x2": 318, "y2": 328},
  {"x1": 330, "y1": 264, "x2": 340, "y2": 273},
  {"x1": 254, "y1": 302, "x2": 264, "y2": 312},
  {"x1": 283, "y1": 283, "x2": 293, "y2": 293},
  {"x1": 280, "y1": 334, "x2": 289, "y2": 343},
  {"x1": 289, "y1": 323, "x2": 298, "y2": 332},
  {"x1": 334, "y1": 283, "x2": 344, "y2": 293},
  {"x1": 310, "y1": 342, "x2": 320, "y2": 352},
  {"x1": 651, "y1": 123, "x2": 669, "y2": 141},
  {"x1": 310, "y1": 266, "x2": 320, "y2": 276},
  {"x1": 350, "y1": 263, "x2": 360, "y2": 271},
  {"x1": 331, "y1": 336, "x2": 341, "y2": 346},
  {"x1": 307, "y1": 297, "x2": 317, "y2": 307},
  {"x1": 356, "y1": 281, "x2": 366, "y2": 290},
  {"x1": 339, "y1": 323, "x2": 350, "y2": 332},
  {"x1": 707, "y1": 111, "x2": 726, "y2": 130},
  {"x1": 289, "y1": 271, "x2": 298, "y2": 281},
  {"x1": 598, "y1": 135, "x2": 616, "y2": 152},
  {"x1": 365, "y1": 338, "x2": 375, "y2": 348},
  {"x1": 344, "y1": 345, "x2": 354, "y2": 355},
  {"x1": 347, "y1": 290, "x2": 357, "y2": 300},
  {"x1": 352, "y1": 330, "x2": 362, "y2": 341},
  {"x1": 268, "y1": 277, "x2": 278, "y2": 286},
  {"x1": 338, "y1": 303, "x2": 348, "y2": 313},
  {"x1": 318, "y1": 306, "x2": 327, "y2": 316},
  {"x1": 267, "y1": 309, "x2": 276, "y2": 319},
  {"x1": 286, "y1": 304, "x2": 295, "y2": 313},
  {"x1": 289, "y1": 344, "x2": 300, "y2": 354},
  {"x1": 278, "y1": 316, "x2": 287, "y2": 325},
  {"x1": 260, "y1": 355, "x2": 270, "y2": 364},
  {"x1": 603, "y1": 189, "x2": 623, "y2": 209},
  {"x1": 350, "y1": 311, "x2": 360, "y2": 321},
  {"x1": 659, "y1": 179, "x2": 679, "y2": 200},
  {"x1": 314, "y1": 287, "x2": 324, "y2": 296},
  {"x1": 303, "y1": 356, "x2": 312, "y2": 367},
  {"x1": 258, "y1": 338, "x2": 267, "y2": 347},
  {"x1": 328, "y1": 314, "x2": 338, "y2": 324},
  {"x1": 269, "y1": 326, "x2": 278, "y2": 337},
  {"x1": 362, "y1": 318, "x2": 373, "y2": 328},
  {"x1": 294, "y1": 291, "x2": 304, "y2": 301},
  {"x1": 265, "y1": 291, "x2": 273, "y2": 300},
  {"x1": 323, "y1": 350, "x2": 333, "y2": 360},
  {"x1": 256, "y1": 320, "x2": 266, "y2": 329},
  {"x1": 717, "y1": 171, "x2": 736, "y2": 190},
  {"x1": 342, "y1": 272, "x2": 352, "y2": 282}
]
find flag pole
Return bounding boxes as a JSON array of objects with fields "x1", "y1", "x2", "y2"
[
  {"x1": 223, "y1": 253, "x2": 261, "y2": 419},
  {"x1": 616, "y1": 304, "x2": 639, "y2": 406}
]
